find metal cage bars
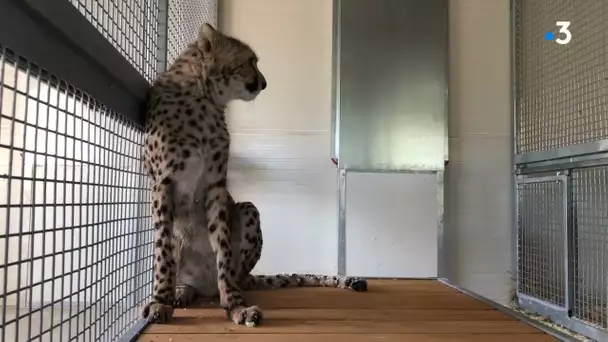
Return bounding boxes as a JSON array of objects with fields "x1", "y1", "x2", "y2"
[
  {"x1": 515, "y1": 169, "x2": 608, "y2": 341},
  {"x1": 68, "y1": 0, "x2": 163, "y2": 83},
  {"x1": 513, "y1": 0, "x2": 608, "y2": 340},
  {"x1": 0, "y1": 0, "x2": 216, "y2": 341},
  {"x1": 167, "y1": 0, "x2": 218, "y2": 68},
  {"x1": 0, "y1": 45, "x2": 153, "y2": 342}
]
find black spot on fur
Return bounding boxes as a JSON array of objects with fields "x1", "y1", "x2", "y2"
[
  {"x1": 208, "y1": 179, "x2": 227, "y2": 190},
  {"x1": 220, "y1": 239, "x2": 229, "y2": 250}
]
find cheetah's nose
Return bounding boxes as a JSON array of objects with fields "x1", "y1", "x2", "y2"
[{"x1": 261, "y1": 79, "x2": 267, "y2": 90}]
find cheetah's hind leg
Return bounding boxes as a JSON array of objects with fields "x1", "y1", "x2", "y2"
[
  {"x1": 174, "y1": 285, "x2": 198, "y2": 308},
  {"x1": 233, "y1": 200, "x2": 368, "y2": 294}
]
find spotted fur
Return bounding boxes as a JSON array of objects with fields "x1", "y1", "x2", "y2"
[{"x1": 141, "y1": 23, "x2": 367, "y2": 327}]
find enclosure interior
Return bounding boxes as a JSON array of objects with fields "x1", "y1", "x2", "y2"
[{"x1": 0, "y1": 0, "x2": 606, "y2": 341}]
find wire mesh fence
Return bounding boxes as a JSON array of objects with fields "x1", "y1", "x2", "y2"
[
  {"x1": 517, "y1": 177, "x2": 567, "y2": 307},
  {"x1": 572, "y1": 166, "x2": 608, "y2": 329},
  {"x1": 0, "y1": 45, "x2": 153, "y2": 342},
  {"x1": 514, "y1": 0, "x2": 608, "y2": 154},
  {"x1": 68, "y1": 0, "x2": 162, "y2": 83},
  {"x1": 167, "y1": 0, "x2": 218, "y2": 68},
  {"x1": 0, "y1": 0, "x2": 218, "y2": 340}
]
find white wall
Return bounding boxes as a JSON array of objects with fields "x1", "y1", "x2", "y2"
[
  {"x1": 220, "y1": 0, "x2": 338, "y2": 275},
  {"x1": 345, "y1": 172, "x2": 438, "y2": 278},
  {"x1": 220, "y1": 0, "x2": 514, "y2": 297},
  {"x1": 444, "y1": 0, "x2": 514, "y2": 305}
]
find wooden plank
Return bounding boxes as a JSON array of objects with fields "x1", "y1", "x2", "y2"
[
  {"x1": 243, "y1": 292, "x2": 490, "y2": 309},
  {"x1": 137, "y1": 280, "x2": 555, "y2": 342},
  {"x1": 173, "y1": 308, "x2": 516, "y2": 321},
  {"x1": 145, "y1": 319, "x2": 542, "y2": 334},
  {"x1": 138, "y1": 333, "x2": 558, "y2": 342},
  {"x1": 352, "y1": 279, "x2": 457, "y2": 291}
]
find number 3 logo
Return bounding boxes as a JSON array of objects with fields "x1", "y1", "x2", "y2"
[{"x1": 555, "y1": 21, "x2": 572, "y2": 45}]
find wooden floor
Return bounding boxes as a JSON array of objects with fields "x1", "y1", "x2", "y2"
[{"x1": 137, "y1": 280, "x2": 557, "y2": 342}]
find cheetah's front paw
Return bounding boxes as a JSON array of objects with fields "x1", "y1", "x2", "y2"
[
  {"x1": 142, "y1": 302, "x2": 174, "y2": 324},
  {"x1": 230, "y1": 305, "x2": 263, "y2": 327}
]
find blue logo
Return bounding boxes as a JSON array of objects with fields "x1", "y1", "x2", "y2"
[{"x1": 544, "y1": 31, "x2": 555, "y2": 41}]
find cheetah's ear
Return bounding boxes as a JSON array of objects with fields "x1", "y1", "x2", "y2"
[{"x1": 198, "y1": 23, "x2": 216, "y2": 60}]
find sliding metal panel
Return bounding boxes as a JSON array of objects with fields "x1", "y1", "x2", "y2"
[
  {"x1": 516, "y1": 175, "x2": 568, "y2": 309},
  {"x1": 335, "y1": 0, "x2": 448, "y2": 171}
]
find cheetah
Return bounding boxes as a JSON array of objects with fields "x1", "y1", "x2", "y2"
[{"x1": 141, "y1": 23, "x2": 368, "y2": 327}]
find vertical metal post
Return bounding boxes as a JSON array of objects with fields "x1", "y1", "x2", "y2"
[
  {"x1": 156, "y1": 0, "x2": 169, "y2": 75},
  {"x1": 436, "y1": 171, "x2": 445, "y2": 278},
  {"x1": 0, "y1": 45, "x2": 15, "y2": 342},
  {"x1": 510, "y1": 0, "x2": 520, "y2": 303},
  {"x1": 563, "y1": 170, "x2": 574, "y2": 316},
  {"x1": 330, "y1": 0, "x2": 341, "y2": 161},
  {"x1": 337, "y1": 168, "x2": 347, "y2": 276}
]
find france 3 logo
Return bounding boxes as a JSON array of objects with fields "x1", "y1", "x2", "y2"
[{"x1": 544, "y1": 21, "x2": 572, "y2": 45}]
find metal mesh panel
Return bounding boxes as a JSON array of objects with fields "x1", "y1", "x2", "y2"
[
  {"x1": 167, "y1": 0, "x2": 218, "y2": 68},
  {"x1": 68, "y1": 0, "x2": 162, "y2": 83},
  {"x1": 517, "y1": 178, "x2": 566, "y2": 307},
  {"x1": 0, "y1": 46, "x2": 153, "y2": 341},
  {"x1": 515, "y1": 0, "x2": 608, "y2": 154},
  {"x1": 572, "y1": 166, "x2": 608, "y2": 329}
]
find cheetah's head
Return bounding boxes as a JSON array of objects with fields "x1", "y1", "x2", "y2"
[{"x1": 197, "y1": 23, "x2": 267, "y2": 102}]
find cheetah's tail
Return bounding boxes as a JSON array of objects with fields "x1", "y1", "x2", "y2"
[{"x1": 241, "y1": 274, "x2": 368, "y2": 292}]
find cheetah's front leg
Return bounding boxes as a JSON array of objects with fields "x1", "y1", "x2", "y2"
[
  {"x1": 142, "y1": 181, "x2": 176, "y2": 323},
  {"x1": 206, "y1": 183, "x2": 262, "y2": 327}
]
